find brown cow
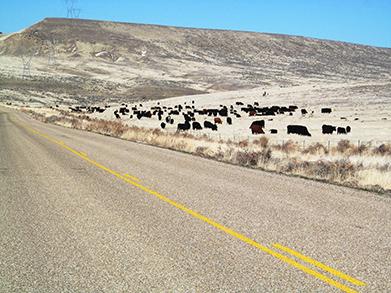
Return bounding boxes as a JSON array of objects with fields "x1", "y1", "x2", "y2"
[
  {"x1": 214, "y1": 117, "x2": 223, "y2": 124},
  {"x1": 250, "y1": 124, "x2": 264, "y2": 134}
]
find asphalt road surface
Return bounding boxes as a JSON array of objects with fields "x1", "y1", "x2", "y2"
[{"x1": 1, "y1": 107, "x2": 390, "y2": 292}]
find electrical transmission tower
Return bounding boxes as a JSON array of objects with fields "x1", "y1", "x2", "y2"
[
  {"x1": 65, "y1": 0, "x2": 81, "y2": 18},
  {"x1": 20, "y1": 54, "x2": 34, "y2": 80},
  {"x1": 46, "y1": 39, "x2": 57, "y2": 66}
]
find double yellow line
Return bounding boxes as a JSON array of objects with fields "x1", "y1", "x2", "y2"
[{"x1": 16, "y1": 117, "x2": 366, "y2": 292}]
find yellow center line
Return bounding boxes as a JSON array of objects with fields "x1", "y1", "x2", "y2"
[
  {"x1": 273, "y1": 243, "x2": 366, "y2": 287},
  {"x1": 124, "y1": 174, "x2": 141, "y2": 182},
  {"x1": 15, "y1": 118, "x2": 364, "y2": 293}
]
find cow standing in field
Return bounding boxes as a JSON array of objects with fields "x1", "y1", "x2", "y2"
[
  {"x1": 337, "y1": 127, "x2": 347, "y2": 134},
  {"x1": 192, "y1": 121, "x2": 202, "y2": 130},
  {"x1": 321, "y1": 108, "x2": 332, "y2": 114},
  {"x1": 287, "y1": 125, "x2": 311, "y2": 136},
  {"x1": 249, "y1": 121, "x2": 265, "y2": 135},
  {"x1": 177, "y1": 121, "x2": 191, "y2": 131},
  {"x1": 322, "y1": 124, "x2": 336, "y2": 134},
  {"x1": 250, "y1": 124, "x2": 264, "y2": 134},
  {"x1": 204, "y1": 121, "x2": 218, "y2": 131},
  {"x1": 214, "y1": 117, "x2": 222, "y2": 124}
]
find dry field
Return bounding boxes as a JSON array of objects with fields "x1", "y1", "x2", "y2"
[{"x1": 18, "y1": 106, "x2": 391, "y2": 194}]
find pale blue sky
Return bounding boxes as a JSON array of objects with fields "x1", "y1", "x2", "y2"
[{"x1": 1, "y1": 0, "x2": 390, "y2": 48}]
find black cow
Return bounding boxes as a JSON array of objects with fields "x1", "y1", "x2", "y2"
[
  {"x1": 227, "y1": 117, "x2": 232, "y2": 125},
  {"x1": 114, "y1": 110, "x2": 120, "y2": 119},
  {"x1": 301, "y1": 109, "x2": 308, "y2": 115},
  {"x1": 321, "y1": 108, "x2": 332, "y2": 114},
  {"x1": 177, "y1": 121, "x2": 191, "y2": 131},
  {"x1": 219, "y1": 107, "x2": 228, "y2": 117},
  {"x1": 192, "y1": 121, "x2": 202, "y2": 130},
  {"x1": 346, "y1": 126, "x2": 351, "y2": 133},
  {"x1": 322, "y1": 124, "x2": 336, "y2": 134},
  {"x1": 287, "y1": 125, "x2": 311, "y2": 136},
  {"x1": 160, "y1": 122, "x2": 166, "y2": 129},
  {"x1": 270, "y1": 129, "x2": 278, "y2": 134},
  {"x1": 204, "y1": 121, "x2": 218, "y2": 131},
  {"x1": 337, "y1": 127, "x2": 347, "y2": 134}
]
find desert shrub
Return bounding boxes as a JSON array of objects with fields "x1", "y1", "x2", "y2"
[
  {"x1": 336, "y1": 139, "x2": 354, "y2": 154},
  {"x1": 45, "y1": 115, "x2": 61, "y2": 124},
  {"x1": 259, "y1": 148, "x2": 272, "y2": 164},
  {"x1": 253, "y1": 137, "x2": 269, "y2": 148},
  {"x1": 71, "y1": 118, "x2": 82, "y2": 129},
  {"x1": 235, "y1": 150, "x2": 260, "y2": 166},
  {"x1": 238, "y1": 140, "x2": 249, "y2": 148},
  {"x1": 275, "y1": 140, "x2": 298, "y2": 153},
  {"x1": 356, "y1": 143, "x2": 369, "y2": 155},
  {"x1": 333, "y1": 159, "x2": 359, "y2": 181},
  {"x1": 195, "y1": 146, "x2": 208, "y2": 156},
  {"x1": 304, "y1": 142, "x2": 328, "y2": 155},
  {"x1": 373, "y1": 144, "x2": 391, "y2": 156}
]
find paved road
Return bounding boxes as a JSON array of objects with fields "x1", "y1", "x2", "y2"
[{"x1": 0, "y1": 107, "x2": 390, "y2": 292}]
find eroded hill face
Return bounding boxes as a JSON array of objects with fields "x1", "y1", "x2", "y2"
[{"x1": 0, "y1": 18, "x2": 391, "y2": 105}]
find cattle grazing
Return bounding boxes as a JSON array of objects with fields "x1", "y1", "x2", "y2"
[
  {"x1": 287, "y1": 125, "x2": 311, "y2": 136},
  {"x1": 160, "y1": 122, "x2": 166, "y2": 129},
  {"x1": 354, "y1": 118, "x2": 359, "y2": 121},
  {"x1": 250, "y1": 120, "x2": 265, "y2": 128},
  {"x1": 165, "y1": 116, "x2": 172, "y2": 123},
  {"x1": 227, "y1": 117, "x2": 232, "y2": 125},
  {"x1": 270, "y1": 129, "x2": 278, "y2": 134},
  {"x1": 340, "y1": 117, "x2": 347, "y2": 120},
  {"x1": 114, "y1": 110, "x2": 120, "y2": 119},
  {"x1": 346, "y1": 126, "x2": 351, "y2": 133},
  {"x1": 321, "y1": 108, "x2": 332, "y2": 114},
  {"x1": 192, "y1": 121, "x2": 202, "y2": 130},
  {"x1": 301, "y1": 109, "x2": 308, "y2": 115},
  {"x1": 183, "y1": 114, "x2": 192, "y2": 122},
  {"x1": 250, "y1": 124, "x2": 264, "y2": 135},
  {"x1": 236, "y1": 101, "x2": 244, "y2": 106},
  {"x1": 177, "y1": 121, "x2": 191, "y2": 131},
  {"x1": 214, "y1": 117, "x2": 223, "y2": 124},
  {"x1": 322, "y1": 124, "x2": 336, "y2": 134},
  {"x1": 204, "y1": 121, "x2": 218, "y2": 131},
  {"x1": 337, "y1": 127, "x2": 347, "y2": 134},
  {"x1": 263, "y1": 91, "x2": 267, "y2": 97},
  {"x1": 219, "y1": 107, "x2": 228, "y2": 116}
]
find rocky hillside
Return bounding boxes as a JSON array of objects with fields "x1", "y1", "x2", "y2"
[{"x1": 1, "y1": 18, "x2": 390, "y2": 104}]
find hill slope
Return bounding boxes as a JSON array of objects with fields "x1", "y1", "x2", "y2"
[{"x1": 0, "y1": 18, "x2": 390, "y2": 104}]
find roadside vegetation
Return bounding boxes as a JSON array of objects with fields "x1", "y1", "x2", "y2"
[{"x1": 22, "y1": 108, "x2": 391, "y2": 194}]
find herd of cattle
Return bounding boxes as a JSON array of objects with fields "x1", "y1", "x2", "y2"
[{"x1": 68, "y1": 100, "x2": 353, "y2": 137}]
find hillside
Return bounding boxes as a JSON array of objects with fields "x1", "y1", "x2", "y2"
[{"x1": 0, "y1": 17, "x2": 390, "y2": 105}]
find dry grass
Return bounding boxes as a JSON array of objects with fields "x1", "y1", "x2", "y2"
[{"x1": 22, "y1": 108, "x2": 391, "y2": 194}]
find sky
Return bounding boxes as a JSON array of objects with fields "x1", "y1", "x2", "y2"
[{"x1": 1, "y1": 0, "x2": 390, "y2": 48}]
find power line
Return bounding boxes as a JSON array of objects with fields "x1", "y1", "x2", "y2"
[
  {"x1": 65, "y1": 0, "x2": 81, "y2": 18},
  {"x1": 20, "y1": 54, "x2": 34, "y2": 80}
]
